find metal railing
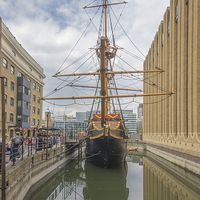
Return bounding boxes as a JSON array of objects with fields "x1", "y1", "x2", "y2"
[{"x1": 0, "y1": 136, "x2": 65, "y2": 170}]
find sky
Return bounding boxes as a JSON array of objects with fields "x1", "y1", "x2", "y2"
[{"x1": 0, "y1": 0, "x2": 170, "y2": 118}]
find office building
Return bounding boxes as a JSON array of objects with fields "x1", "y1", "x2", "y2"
[{"x1": 137, "y1": 104, "x2": 143, "y2": 119}]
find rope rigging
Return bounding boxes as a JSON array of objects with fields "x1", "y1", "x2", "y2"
[{"x1": 43, "y1": 0, "x2": 173, "y2": 110}]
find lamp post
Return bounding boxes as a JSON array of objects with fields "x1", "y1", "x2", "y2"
[
  {"x1": 1, "y1": 76, "x2": 6, "y2": 200},
  {"x1": 46, "y1": 112, "x2": 49, "y2": 160},
  {"x1": 64, "y1": 108, "x2": 67, "y2": 143}
]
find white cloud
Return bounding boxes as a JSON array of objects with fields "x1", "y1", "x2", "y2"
[{"x1": 0, "y1": 0, "x2": 170, "y2": 117}]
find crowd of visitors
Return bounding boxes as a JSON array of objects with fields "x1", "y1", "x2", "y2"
[{"x1": 0, "y1": 132, "x2": 63, "y2": 169}]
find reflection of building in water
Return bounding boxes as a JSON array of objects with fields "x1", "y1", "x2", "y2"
[
  {"x1": 143, "y1": 154, "x2": 200, "y2": 200},
  {"x1": 24, "y1": 162, "x2": 84, "y2": 200},
  {"x1": 126, "y1": 155, "x2": 143, "y2": 166}
]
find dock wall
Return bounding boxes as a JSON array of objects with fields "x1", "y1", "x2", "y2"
[{"x1": 0, "y1": 146, "x2": 79, "y2": 200}]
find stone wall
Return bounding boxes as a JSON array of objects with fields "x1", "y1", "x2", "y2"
[{"x1": 0, "y1": 146, "x2": 78, "y2": 200}]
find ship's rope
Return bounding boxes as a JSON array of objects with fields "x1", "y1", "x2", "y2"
[
  {"x1": 110, "y1": 5, "x2": 145, "y2": 58},
  {"x1": 84, "y1": 151, "x2": 101, "y2": 159},
  {"x1": 56, "y1": 6, "x2": 101, "y2": 74}
]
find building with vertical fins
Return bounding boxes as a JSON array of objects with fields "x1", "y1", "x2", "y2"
[
  {"x1": 0, "y1": 18, "x2": 45, "y2": 139},
  {"x1": 143, "y1": 0, "x2": 200, "y2": 174}
]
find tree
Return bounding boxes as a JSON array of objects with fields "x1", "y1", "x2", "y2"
[{"x1": 126, "y1": 126, "x2": 129, "y2": 134}]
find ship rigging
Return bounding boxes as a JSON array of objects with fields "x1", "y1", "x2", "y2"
[{"x1": 41, "y1": 0, "x2": 174, "y2": 168}]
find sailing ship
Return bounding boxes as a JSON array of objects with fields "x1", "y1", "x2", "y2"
[{"x1": 41, "y1": 0, "x2": 174, "y2": 168}]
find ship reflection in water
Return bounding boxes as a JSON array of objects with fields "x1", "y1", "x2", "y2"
[
  {"x1": 24, "y1": 153, "x2": 200, "y2": 200},
  {"x1": 83, "y1": 161, "x2": 129, "y2": 200}
]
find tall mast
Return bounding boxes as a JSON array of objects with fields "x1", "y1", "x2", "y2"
[
  {"x1": 104, "y1": 0, "x2": 107, "y2": 38},
  {"x1": 100, "y1": 0, "x2": 108, "y2": 125}
]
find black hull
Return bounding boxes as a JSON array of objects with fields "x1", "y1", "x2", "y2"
[{"x1": 85, "y1": 136, "x2": 127, "y2": 168}]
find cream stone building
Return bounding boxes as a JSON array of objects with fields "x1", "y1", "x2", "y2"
[
  {"x1": 143, "y1": 0, "x2": 200, "y2": 173},
  {"x1": 0, "y1": 17, "x2": 45, "y2": 139}
]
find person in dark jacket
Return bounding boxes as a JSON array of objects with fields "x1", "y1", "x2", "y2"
[{"x1": 11, "y1": 132, "x2": 22, "y2": 164}]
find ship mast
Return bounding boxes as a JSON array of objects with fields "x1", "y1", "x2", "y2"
[
  {"x1": 100, "y1": 0, "x2": 108, "y2": 125},
  {"x1": 41, "y1": 1, "x2": 175, "y2": 126}
]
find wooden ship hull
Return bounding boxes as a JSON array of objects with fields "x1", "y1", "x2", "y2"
[{"x1": 85, "y1": 114, "x2": 127, "y2": 168}]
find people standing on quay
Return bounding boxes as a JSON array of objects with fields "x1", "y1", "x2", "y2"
[{"x1": 11, "y1": 132, "x2": 23, "y2": 164}]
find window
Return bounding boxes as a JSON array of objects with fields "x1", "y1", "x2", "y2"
[
  {"x1": 5, "y1": 94, "x2": 7, "y2": 104},
  {"x1": 10, "y1": 130, "x2": 13, "y2": 139},
  {"x1": 23, "y1": 86, "x2": 30, "y2": 96},
  {"x1": 18, "y1": 100, "x2": 30, "y2": 109},
  {"x1": 33, "y1": 94, "x2": 36, "y2": 102},
  {"x1": 33, "y1": 106, "x2": 36, "y2": 113},
  {"x1": 18, "y1": 100, "x2": 22, "y2": 107},
  {"x1": 167, "y1": 11, "x2": 170, "y2": 36},
  {"x1": 37, "y1": 119, "x2": 40, "y2": 126},
  {"x1": 12, "y1": 51, "x2": 16, "y2": 57},
  {"x1": 3, "y1": 58, "x2": 8, "y2": 69},
  {"x1": 18, "y1": 72, "x2": 23, "y2": 77},
  {"x1": 32, "y1": 118, "x2": 35, "y2": 125},
  {"x1": 29, "y1": 67, "x2": 32, "y2": 72},
  {"x1": 37, "y1": 97, "x2": 40, "y2": 104},
  {"x1": 4, "y1": 77, "x2": 7, "y2": 87},
  {"x1": 11, "y1": 65, "x2": 15, "y2": 74},
  {"x1": 157, "y1": 36, "x2": 159, "y2": 55},
  {"x1": 33, "y1": 82, "x2": 36, "y2": 89},
  {"x1": 28, "y1": 78, "x2": 31, "y2": 82},
  {"x1": 10, "y1": 97, "x2": 14, "y2": 106},
  {"x1": 37, "y1": 86, "x2": 40, "y2": 92},
  {"x1": 22, "y1": 116, "x2": 30, "y2": 123},
  {"x1": 23, "y1": 101, "x2": 30, "y2": 109},
  {"x1": 10, "y1": 113, "x2": 14, "y2": 122},
  {"x1": 17, "y1": 115, "x2": 22, "y2": 121},
  {"x1": 161, "y1": 33, "x2": 164, "y2": 46},
  {"x1": 11, "y1": 81, "x2": 14, "y2": 91},
  {"x1": 175, "y1": 4, "x2": 178, "y2": 21},
  {"x1": 153, "y1": 45, "x2": 154, "y2": 62},
  {"x1": 37, "y1": 108, "x2": 40, "y2": 115},
  {"x1": 18, "y1": 86, "x2": 22, "y2": 93}
]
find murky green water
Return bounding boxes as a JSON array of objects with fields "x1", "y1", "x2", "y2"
[{"x1": 24, "y1": 152, "x2": 200, "y2": 200}]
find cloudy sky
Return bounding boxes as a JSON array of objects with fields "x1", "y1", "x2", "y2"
[{"x1": 0, "y1": 0, "x2": 170, "y2": 118}]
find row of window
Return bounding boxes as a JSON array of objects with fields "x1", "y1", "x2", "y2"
[
  {"x1": 16, "y1": 114, "x2": 40, "y2": 126},
  {"x1": 33, "y1": 94, "x2": 40, "y2": 103},
  {"x1": 18, "y1": 72, "x2": 40, "y2": 92},
  {"x1": 4, "y1": 78, "x2": 15, "y2": 90},
  {"x1": 152, "y1": 3, "x2": 179, "y2": 59},
  {"x1": 3, "y1": 58, "x2": 41, "y2": 92},
  {"x1": 4, "y1": 95, "x2": 14, "y2": 106},
  {"x1": 6, "y1": 113, "x2": 40, "y2": 125},
  {"x1": 3, "y1": 58, "x2": 42, "y2": 84},
  {"x1": 4, "y1": 95, "x2": 40, "y2": 114},
  {"x1": 18, "y1": 85, "x2": 31, "y2": 96},
  {"x1": 4, "y1": 80, "x2": 41, "y2": 102},
  {"x1": 32, "y1": 106, "x2": 40, "y2": 115},
  {"x1": 33, "y1": 82, "x2": 40, "y2": 92},
  {"x1": 17, "y1": 100, "x2": 40, "y2": 114}
]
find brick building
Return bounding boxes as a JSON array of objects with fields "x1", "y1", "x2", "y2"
[
  {"x1": 0, "y1": 17, "x2": 45, "y2": 139},
  {"x1": 143, "y1": 0, "x2": 200, "y2": 174}
]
